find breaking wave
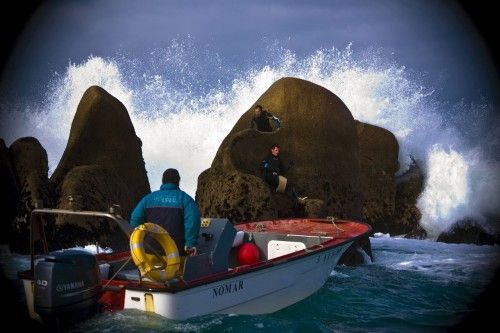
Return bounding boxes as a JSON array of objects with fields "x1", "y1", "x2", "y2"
[{"x1": 1, "y1": 39, "x2": 498, "y2": 237}]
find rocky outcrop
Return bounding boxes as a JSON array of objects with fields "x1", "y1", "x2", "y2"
[
  {"x1": 356, "y1": 124, "x2": 427, "y2": 237},
  {"x1": 196, "y1": 77, "x2": 362, "y2": 222},
  {"x1": 356, "y1": 121, "x2": 399, "y2": 232},
  {"x1": 48, "y1": 86, "x2": 150, "y2": 247},
  {"x1": 395, "y1": 158, "x2": 426, "y2": 237},
  {"x1": 57, "y1": 165, "x2": 134, "y2": 216},
  {"x1": 437, "y1": 219, "x2": 499, "y2": 245},
  {"x1": 8, "y1": 137, "x2": 52, "y2": 251},
  {"x1": 196, "y1": 77, "x2": 372, "y2": 265},
  {"x1": 50, "y1": 165, "x2": 134, "y2": 250},
  {"x1": 51, "y1": 86, "x2": 150, "y2": 204},
  {"x1": 197, "y1": 170, "x2": 276, "y2": 222},
  {"x1": 0, "y1": 139, "x2": 19, "y2": 244},
  {"x1": 404, "y1": 224, "x2": 427, "y2": 240},
  {"x1": 301, "y1": 199, "x2": 327, "y2": 219},
  {"x1": 2, "y1": 87, "x2": 150, "y2": 251},
  {"x1": 338, "y1": 236, "x2": 373, "y2": 266}
]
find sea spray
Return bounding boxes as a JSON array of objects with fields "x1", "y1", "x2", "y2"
[
  {"x1": 418, "y1": 145, "x2": 469, "y2": 238},
  {"x1": 1, "y1": 41, "x2": 498, "y2": 236}
]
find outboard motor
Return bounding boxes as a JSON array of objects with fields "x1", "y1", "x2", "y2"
[{"x1": 34, "y1": 249, "x2": 101, "y2": 323}]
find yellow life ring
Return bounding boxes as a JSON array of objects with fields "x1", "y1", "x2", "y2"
[{"x1": 129, "y1": 223, "x2": 181, "y2": 282}]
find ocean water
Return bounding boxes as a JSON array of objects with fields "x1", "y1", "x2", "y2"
[{"x1": 1, "y1": 237, "x2": 481, "y2": 332}]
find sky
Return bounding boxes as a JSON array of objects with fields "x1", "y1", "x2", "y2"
[{"x1": 1, "y1": 0, "x2": 498, "y2": 105}]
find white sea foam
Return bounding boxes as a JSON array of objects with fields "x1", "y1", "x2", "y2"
[
  {"x1": 418, "y1": 146, "x2": 469, "y2": 238},
  {"x1": 1, "y1": 41, "x2": 498, "y2": 236},
  {"x1": 373, "y1": 232, "x2": 391, "y2": 238},
  {"x1": 66, "y1": 244, "x2": 113, "y2": 254},
  {"x1": 330, "y1": 270, "x2": 350, "y2": 278}
]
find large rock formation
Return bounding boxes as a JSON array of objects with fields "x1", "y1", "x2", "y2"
[
  {"x1": 197, "y1": 77, "x2": 362, "y2": 222},
  {"x1": 51, "y1": 86, "x2": 150, "y2": 203},
  {"x1": 0, "y1": 139, "x2": 19, "y2": 244},
  {"x1": 8, "y1": 137, "x2": 52, "y2": 251},
  {"x1": 356, "y1": 121, "x2": 399, "y2": 232},
  {"x1": 1, "y1": 87, "x2": 150, "y2": 251},
  {"x1": 196, "y1": 77, "x2": 372, "y2": 265},
  {"x1": 47, "y1": 86, "x2": 150, "y2": 248},
  {"x1": 437, "y1": 219, "x2": 499, "y2": 245}
]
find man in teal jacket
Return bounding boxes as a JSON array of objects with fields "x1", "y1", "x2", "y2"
[{"x1": 130, "y1": 168, "x2": 201, "y2": 256}]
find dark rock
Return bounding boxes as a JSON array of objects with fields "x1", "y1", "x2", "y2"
[
  {"x1": 54, "y1": 165, "x2": 135, "y2": 250},
  {"x1": 338, "y1": 236, "x2": 373, "y2": 266},
  {"x1": 437, "y1": 219, "x2": 499, "y2": 245},
  {"x1": 302, "y1": 199, "x2": 327, "y2": 218},
  {"x1": 356, "y1": 121, "x2": 399, "y2": 232},
  {"x1": 9, "y1": 137, "x2": 53, "y2": 251},
  {"x1": 197, "y1": 77, "x2": 376, "y2": 265},
  {"x1": 51, "y1": 165, "x2": 133, "y2": 250},
  {"x1": 50, "y1": 86, "x2": 150, "y2": 204},
  {"x1": 404, "y1": 224, "x2": 427, "y2": 240},
  {"x1": 395, "y1": 157, "x2": 424, "y2": 196},
  {"x1": 197, "y1": 170, "x2": 276, "y2": 222},
  {"x1": 47, "y1": 86, "x2": 150, "y2": 248},
  {"x1": 196, "y1": 77, "x2": 362, "y2": 222},
  {"x1": 58, "y1": 165, "x2": 133, "y2": 215},
  {"x1": 393, "y1": 157, "x2": 425, "y2": 235},
  {"x1": 0, "y1": 139, "x2": 19, "y2": 244}
]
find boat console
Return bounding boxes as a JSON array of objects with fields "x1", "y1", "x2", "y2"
[{"x1": 183, "y1": 218, "x2": 236, "y2": 281}]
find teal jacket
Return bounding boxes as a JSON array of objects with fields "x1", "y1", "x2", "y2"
[{"x1": 130, "y1": 183, "x2": 201, "y2": 248}]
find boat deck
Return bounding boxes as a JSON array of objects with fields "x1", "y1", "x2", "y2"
[
  {"x1": 99, "y1": 218, "x2": 369, "y2": 287},
  {"x1": 237, "y1": 218, "x2": 368, "y2": 240}
]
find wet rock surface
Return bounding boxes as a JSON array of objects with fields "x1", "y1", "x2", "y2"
[
  {"x1": 437, "y1": 219, "x2": 499, "y2": 245},
  {"x1": 197, "y1": 77, "x2": 362, "y2": 222},
  {"x1": 9, "y1": 137, "x2": 52, "y2": 251}
]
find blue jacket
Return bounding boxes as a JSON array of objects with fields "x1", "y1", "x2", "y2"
[{"x1": 130, "y1": 183, "x2": 201, "y2": 249}]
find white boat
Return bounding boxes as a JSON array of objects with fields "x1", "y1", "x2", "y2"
[{"x1": 18, "y1": 208, "x2": 371, "y2": 325}]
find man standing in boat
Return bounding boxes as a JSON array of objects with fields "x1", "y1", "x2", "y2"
[
  {"x1": 261, "y1": 144, "x2": 307, "y2": 201},
  {"x1": 250, "y1": 104, "x2": 281, "y2": 132},
  {"x1": 130, "y1": 168, "x2": 201, "y2": 256}
]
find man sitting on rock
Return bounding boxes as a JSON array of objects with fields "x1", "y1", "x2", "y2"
[
  {"x1": 250, "y1": 104, "x2": 281, "y2": 132},
  {"x1": 130, "y1": 168, "x2": 201, "y2": 256},
  {"x1": 261, "y1": 144, "x2": 307, "y2": 201}
]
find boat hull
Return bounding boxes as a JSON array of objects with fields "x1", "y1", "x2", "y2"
[{"x1": 123, "y1": 241, "x2": 352, "y2": 320}]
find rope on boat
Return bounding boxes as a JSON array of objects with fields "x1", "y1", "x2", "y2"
[
  {"x1": 327, "y1": 216, "x2": 344, "y2": 236},
  {"x1": 103, "y1": 256, "x2": 132, "y2": 289}
]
